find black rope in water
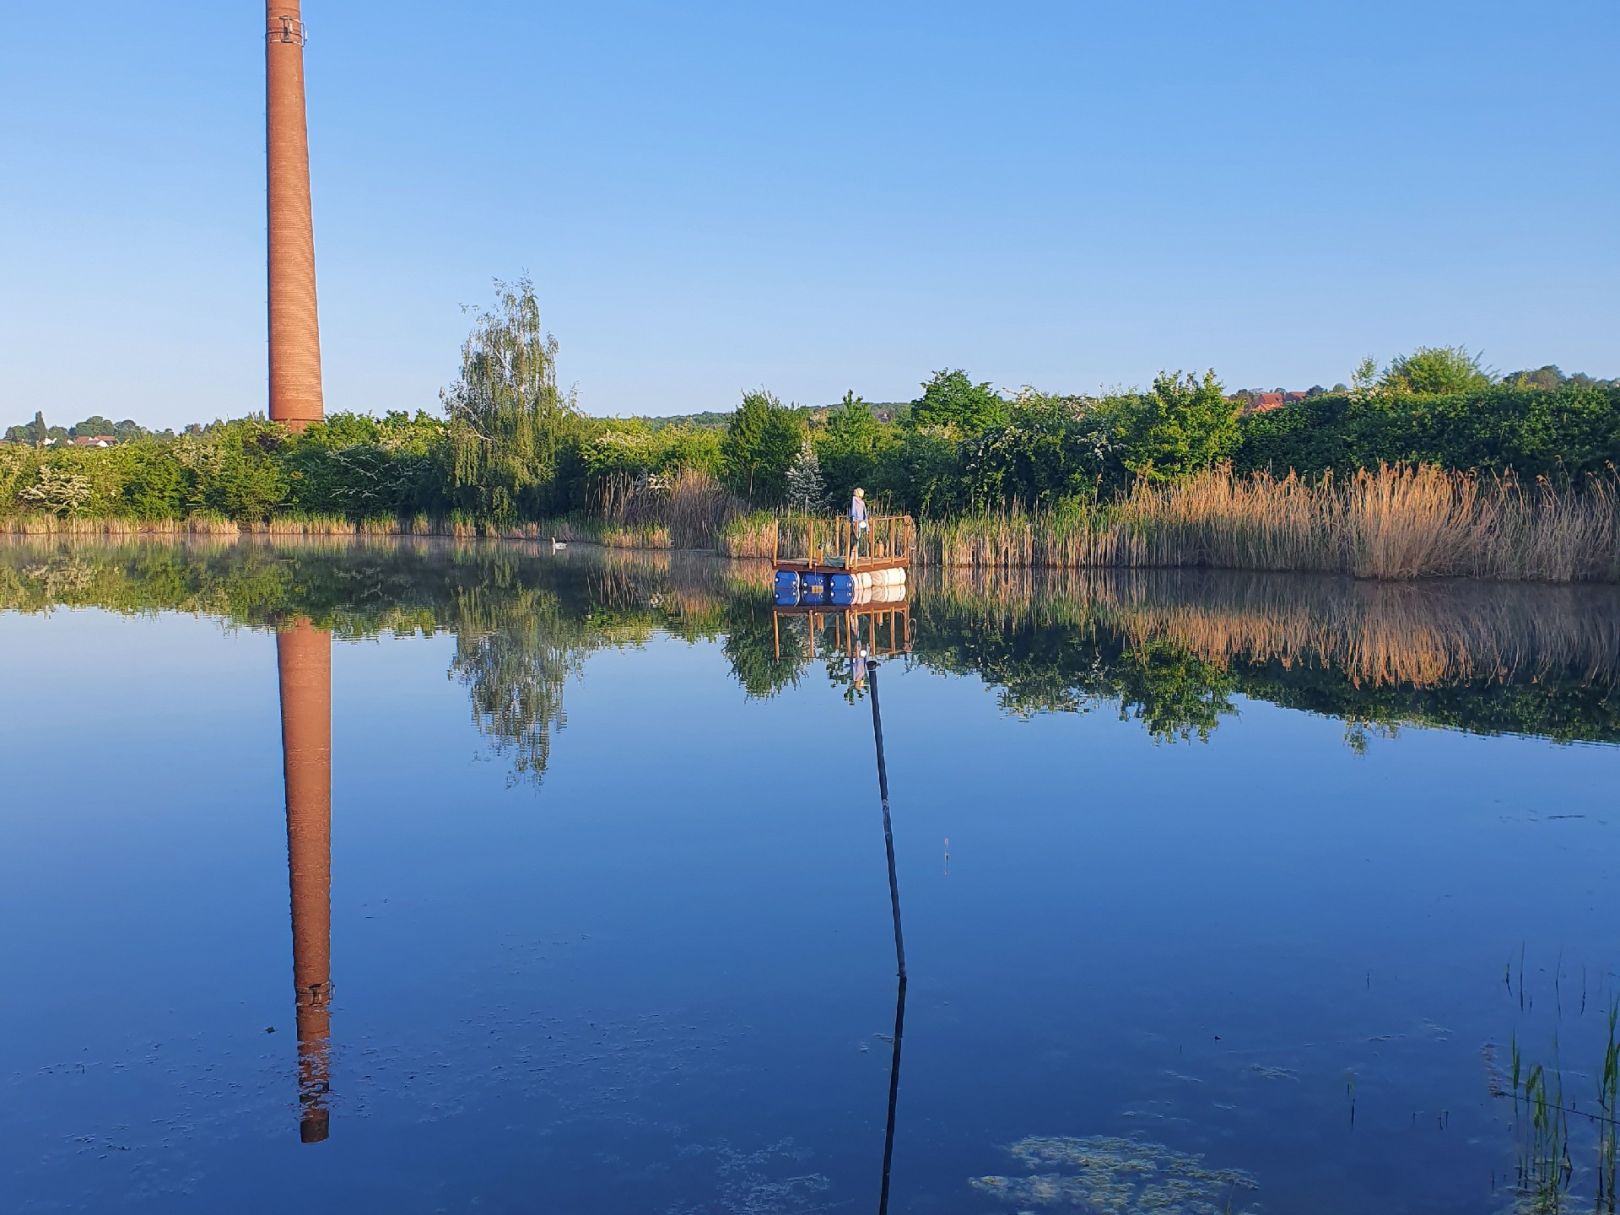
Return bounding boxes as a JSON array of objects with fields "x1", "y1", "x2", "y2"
[
  {"x1": 868, "y1": 661, "x2": 907, "y2": 981},
  {"x1": 868, "y1": 659, "x2": 908, "y2": 1215},
  {"x1": 878, "y1": 973, "x2": 907, "y2": 1215}
]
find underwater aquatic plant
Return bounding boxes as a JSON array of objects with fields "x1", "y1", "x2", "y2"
[{"x1": 971, "y1": 1134, "x2": 1259, "y2": 1214}]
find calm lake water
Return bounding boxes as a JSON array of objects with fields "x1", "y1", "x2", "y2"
[{"x1": 2, "y1": 538, "x2": 1618, "y2": 1214}]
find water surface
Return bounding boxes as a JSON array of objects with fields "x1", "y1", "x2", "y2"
[{"x1": 2, "y1": 539, "x2": 1617, "y2": 1213}]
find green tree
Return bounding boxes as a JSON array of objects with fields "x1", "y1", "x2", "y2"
[
  {"x1": 907, "y1": 369, "x2": 1007, "y2": 434},
  {"x1": 882, "y1": 426, "x2": 961, "y2": 515},
  {"x1": 69, "y1": 415, "x2": 118, "y2": 439},
  {"x1": 1349, "y1": 356, "x2": 1379, "y2": 401},
  {"x1": 1380, "y1": 345, "x2": 1494, "y2": 396},
  {"x1": 815, "y1": 391, "x2": 886, "y2": 497},
  {"x1": 1122, "y1": 370, "x2": 1238, "y2": 482},
  {"x1": 720, "y1": 389, "x2": 802, "y2": 503},
  {"x1": 443, "y1": 276, "x2": 582, "y2": 523},
  {"x1": 783, "y1": 437, "x2": 826, "y2": 512},
  {"x1": 1504, "y1": 365, "x2": 1565, "y2": 391}
]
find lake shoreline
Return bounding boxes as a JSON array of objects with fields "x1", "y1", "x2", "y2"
[{"x1": 5, "y1": 507, "x2": 1619, "y2": 587}]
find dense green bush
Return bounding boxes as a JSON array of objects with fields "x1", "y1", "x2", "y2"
[
  {"x1": 0, "y1": 414, "x2": 455, "y2": 523},
  {"x1": 1234, "y1": 383, "x2": 1620, "y2": 481},
  {"x1": 578, "y1": 420, "x2": 721, "y2": 486}
]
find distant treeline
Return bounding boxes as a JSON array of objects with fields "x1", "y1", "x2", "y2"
[
  {"x1": 4, "y1": 381, "x2": 1617, "y2": 526},
  {"x1": 2, "y1": 412, "x2": 168, "y2": 446},
  {"x1": 3, "y1": 281, "x2": 1617, "y2": 575}
]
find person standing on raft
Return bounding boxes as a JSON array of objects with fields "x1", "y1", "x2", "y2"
[{"x1": 849, "y1": 487, "x2": 868, "y2": 561}]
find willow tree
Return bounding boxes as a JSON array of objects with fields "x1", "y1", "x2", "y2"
[{"x1": 442, "y1": 277, "x2": 581, "y2": 522}]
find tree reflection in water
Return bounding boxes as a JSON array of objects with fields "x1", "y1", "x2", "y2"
[{"x1": 5, "y1": 538, "x2": 1620, "y2": 794}]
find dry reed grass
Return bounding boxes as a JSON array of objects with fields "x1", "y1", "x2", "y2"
[
  {"x1": 918, "y1": 465, "x2": 1620, "y2": 582},
  {"x1": 592, "y1": 467, "x2": 740, "y2": 549},
  {"x1": 0, "y1": 513, "x2": 241, "y2": 536},
  {"x1": 719, "y1": 512, "x2": 781, "y2": 559}
]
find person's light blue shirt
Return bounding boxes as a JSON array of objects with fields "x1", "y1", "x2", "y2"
[{"x1": 850, "y1": 496, "x2": 867, "y2": 523}]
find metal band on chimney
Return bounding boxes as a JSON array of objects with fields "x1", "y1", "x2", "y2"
[{"x1": 267, "y1": 15, "x2": 308, "y2": 45}]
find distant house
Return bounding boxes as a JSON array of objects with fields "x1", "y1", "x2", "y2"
[
  {"x1": 1251, "y1": 392, "x2": 1286, "y2": 413},
  {"x1": 71, "y1": 435, "x2": 116, "y2": 448},
  {"x1": 1284, "y1": 391, "x2": 1307, "y2": 404}
]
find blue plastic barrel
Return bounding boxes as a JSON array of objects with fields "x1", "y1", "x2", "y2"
[
  {"x1": 774, "y1": 570, "x2": 801, "y2": 601},
  {"x1": 800, "y1": 572, "x2": 827, "y2": 594},
  {"x1": 828, "y1": 572, "x2": 856, "y2": 605}
]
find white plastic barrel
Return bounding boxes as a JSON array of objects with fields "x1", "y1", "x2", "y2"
[{"x1": 853, "y1": 583, "x2": 907, "y2": 605}]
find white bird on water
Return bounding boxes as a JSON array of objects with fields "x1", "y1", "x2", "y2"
[{"x1": 551, "y1": 536, "x2": 567, "y2": 551}]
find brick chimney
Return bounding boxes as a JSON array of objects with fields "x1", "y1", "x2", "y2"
[{"x1": 266, "y1": 4, "x2": 324, "y2": 431}]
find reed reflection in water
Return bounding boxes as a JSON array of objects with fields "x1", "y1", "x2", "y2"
[
  {"x1": 913, "y1": 565, "x2": 1620, "y2": 745},
  {"x1": 5, "y1": 537, "x2": 1620, "y2": 759},
  {"x1": 922, "y1": 566, "x2": 1620, "y2": 691}
]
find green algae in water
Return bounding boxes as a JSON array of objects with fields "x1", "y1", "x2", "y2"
[
  {"x1": 972, "y1": 1135, "x2": 1259, "y2": 1214},
  {"x1": 668, "y1": 1139, "x2": 831, "y2": 1215}
]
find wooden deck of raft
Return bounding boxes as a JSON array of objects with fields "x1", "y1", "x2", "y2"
[{"x1": 771, "y1": 554, "x2": 911, "y2": 575}]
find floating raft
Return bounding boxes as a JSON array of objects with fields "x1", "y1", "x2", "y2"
[{"x1": 771, "y1": 513, "x2": 914, "y2": 583}]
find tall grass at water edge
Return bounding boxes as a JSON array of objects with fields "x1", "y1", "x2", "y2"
[
  {"x1": 0, "y1": 510, "x2": 673, "y2": 549},
  {"x1": 590, "y1": 467, "x2": 738, "y2": 550},
  {"x1": 918, "y1": 466, "x2": 1620, "y2": 582},
  {"x1": 9, "y1": 465, "x2": 1615, "y2": 582}
]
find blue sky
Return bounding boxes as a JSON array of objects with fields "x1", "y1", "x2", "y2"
[{"x1": 2, "y1": 1, "x2": 1616, "y2": 429}]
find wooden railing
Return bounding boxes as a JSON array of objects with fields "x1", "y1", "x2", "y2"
[{"x1": 774, "y1": 514, "x2": 914, "y2": 569}]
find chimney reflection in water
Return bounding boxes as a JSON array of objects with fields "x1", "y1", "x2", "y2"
[{"x1": 276, "y1": 619, "x2": 333, "y2": 1143}]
